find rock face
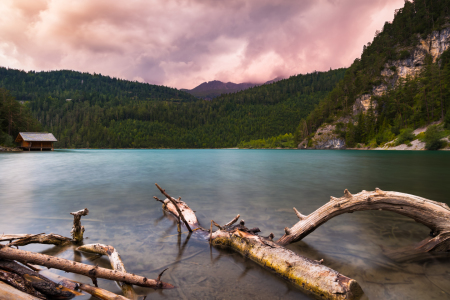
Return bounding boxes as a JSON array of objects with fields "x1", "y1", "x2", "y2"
[
  {"x1": 315, "y1": 138, "x2": 346, "y2": 150},
  {"x1": 298, "y1": 124, "x2": 346, "y2": 150},
  {"x1": 353, "y1": 26, "x2": 450, "y2": 116},
  {"x1": 353, "y1": 94, "x2": 376, "y2": 115}
]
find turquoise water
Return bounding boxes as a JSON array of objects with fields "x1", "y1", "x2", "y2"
[{"x1": 0, "y1": 149, "x2": 449, "y2": 299}]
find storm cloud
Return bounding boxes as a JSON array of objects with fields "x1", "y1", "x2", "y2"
[{"x1": 0, "y1": 0, "x2": 404, "y2": 89}]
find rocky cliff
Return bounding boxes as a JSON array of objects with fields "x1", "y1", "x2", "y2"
[
  {"x1": 299, "y1": 25, "x2": 450, "y2": 150},
  {"x1": 352, "y1": 26, "x2": 450, "y2": 116}
]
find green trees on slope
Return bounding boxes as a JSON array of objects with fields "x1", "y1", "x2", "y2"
[
  {"x1": 0, "y1": 88, "x2": 41, "y2": 146},
  {"x1": 294, "y1": 0, "x2": 450, "y2": 149}
]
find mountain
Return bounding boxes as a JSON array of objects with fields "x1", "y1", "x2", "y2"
[
  {"x1": 293, "y1": 0, "x2": 450, "y2": 150},
  {"x1": 182, "y1": 77, "x2": 284, "y2": 100}
]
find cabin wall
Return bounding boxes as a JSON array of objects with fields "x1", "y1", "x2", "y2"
[{"x1": 21, "y1": 141, "x2": 54, "y2": 150}]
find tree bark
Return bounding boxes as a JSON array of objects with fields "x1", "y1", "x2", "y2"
[
  {"x1": 77, "y1": 244, "x2": 137, "y2": 299},
  {"x1": 0, "y1": 245, "x2": 175, "y2": 289},
  {"x1": 276, "y1": 189, "x2": 450, "y2": 253},
  {"x1": 154, "y1": 185, "x2": 363, "y2": 300},
  {"x1": 0, "y1": 269, "x2": 45, "y2": 299},
  {"x1": 70, "y1": 208, "x2": 89, "y2": 242}
]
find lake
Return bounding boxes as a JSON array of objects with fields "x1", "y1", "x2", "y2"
[{"x1": 1, "y1": 149, "x2": 449, "y2": 299}]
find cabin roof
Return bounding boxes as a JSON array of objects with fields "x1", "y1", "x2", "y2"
[{"x1": 16, "y1": 132, "x2": 58, "y2": 142}]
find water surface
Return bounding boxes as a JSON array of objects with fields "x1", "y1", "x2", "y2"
[{"x1": 1, "y1": 150, "x2": 449, "y2": 299}]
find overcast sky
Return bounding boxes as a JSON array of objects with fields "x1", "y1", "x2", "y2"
[{"x1": 0, "y1": 0, "x2": 404, "y2": 89}]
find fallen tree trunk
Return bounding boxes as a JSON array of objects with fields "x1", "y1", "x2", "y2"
[
  {"x1": 77, "y1": 244, "x2": 137, "y2": 299},
  {"x1": 154, "y1": 184, "x2": 363, "y2": 300},
  {"x1": 276, "y1": 188, "x2": 450, "y2": 253},
  {"x1": 0, "y1": 245, "x2": 175, "y2": 289}
]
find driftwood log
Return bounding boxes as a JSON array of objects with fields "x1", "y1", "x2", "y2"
[
  {"x1": 77, "y1": 244, "x2": 137, "y2": 299},
  {"x1": 0, "y1": 244, "x2": 174, "y2": 289},
  {"x1": 38, "y1": 268, "x2": 130, "y2": 300},
  {"x1": 70, "y1": 208, "x2": 89, "y2": 242},
  {"x1": 154, "y1": 184, "x2": 363, "y2": 300},
  {"x1": 5, "y1": 234, "x2": 72, "y2": 248},
  {"x1": 276, "y1": 189, "x2": 450, "y2": 253},
  {"x1": 0, "y1": 259, "x2": 81, "y2": 299},
  {"x1": 0, "y1": 268, "x2": 45, "y2": 299}
]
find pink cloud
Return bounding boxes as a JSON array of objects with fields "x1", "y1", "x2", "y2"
[{"x1": 0, "y1": 0, "x2": 404, "y2": 89}]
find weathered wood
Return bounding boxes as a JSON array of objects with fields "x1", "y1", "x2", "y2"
[
  {"x1": 0, "y1": 269, "x2": 45, "y2": 299},
  {"x1": 0, "y1": 259, "x2": 80, "y2": 299},
  {"x1": 70, "y1": 208, "x2": 89, "y2": 242},
  {"x1": 276, "y1": 189, "x2": 450, "y2": 252},
  {"x1": 0, "y1": 281, "x2": 41, "y2": 300},
  {"x1": 77, "y1": 243, "x2": 137, "y2": 299},
  {"x1": 155, "y1": 183, "x2": 193, "y2": 232},
  {"x1": 211, "y1": 229, "x2": 362, "y2": 299},
  {"x1": 0, "y1": 245, "x2": 175, "y2": 289},
  {"x1": 77, "y1": 283, "x2": 130, "y2": 300},
  {"x1": 154, "y1": 184, "x2": 363, "y2": 300},
  {"x1": 39, "y1": 270, "x2": 130, "y2": 300},
  {"x1": 7, "y1": 233, "x2": 72, "y2": 247},
  {"x1": 0, "y1": 234, "x2": 31, "y2": 242}
]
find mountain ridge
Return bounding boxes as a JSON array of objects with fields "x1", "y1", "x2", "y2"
[{"x1": 182, "y1": 77, "x2": 284, "y2": 99}]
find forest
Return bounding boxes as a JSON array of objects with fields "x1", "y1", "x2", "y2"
[
  {"x1": 293, "y1": 0, "x2": 450, "y2": 149},
  {"x1": 0, "y1": 88, "x2": 41, "y2": 147},
  {"x1": 0, "y1": 67, "x2": 345, "y2": 148}
]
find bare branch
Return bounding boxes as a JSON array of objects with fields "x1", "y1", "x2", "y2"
[
  {"x1": 224, "y1": 214, "x2": 240, "y2": 227},
  {"x1": 292, "y1": 208, "x2": 306, "y2": 220},
  {"x1": 0, "y1": 245, "x2": 175, "y2": 289},
  {"x1": 155, "y1": 183, "x2": 192, "y2": 232},
  {"x1": 277, "y1": 189, "x2": 450, "y2": 251}
]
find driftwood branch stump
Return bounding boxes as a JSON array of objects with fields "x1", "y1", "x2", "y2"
[{"x1": 70, "y1": 208, "x2": 89, "y2": 242}]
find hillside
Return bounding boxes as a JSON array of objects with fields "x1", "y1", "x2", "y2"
[
  {"x1": 2, "y1": 67, "x2": 345, "y2": 148},
  {"x1": 0, "y1": 68, "x2": 197, "y2": 103},
  {"x1": 294, "y1": 0, "x2": 450, "y2": 150},
  {"x1": 182, "y1": 77, "x2": 284, "y2": 100},
  {"x1": 0, "y1": 88, "x2": 41, "y2": 147}
]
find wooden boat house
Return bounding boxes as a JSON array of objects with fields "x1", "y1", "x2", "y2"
[{"x1": 15, "y1": 132, "x2": 57, "y2": 151}]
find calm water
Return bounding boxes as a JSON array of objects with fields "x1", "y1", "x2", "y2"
[{"x1": 1, "y1": 150, "x2": 449, "y2": 300}]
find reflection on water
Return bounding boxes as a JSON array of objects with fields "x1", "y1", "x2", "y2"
[{"x1": 1, "y1": 149, "x2": 450, "y2": 299}]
